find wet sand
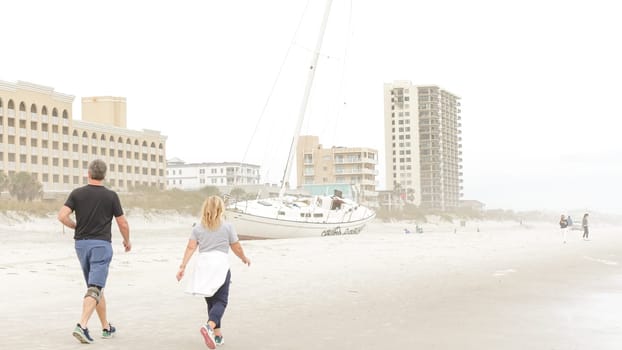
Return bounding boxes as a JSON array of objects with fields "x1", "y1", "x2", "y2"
[{"x1": 1, "y1": 217, "x2": 621, "y2": 349}]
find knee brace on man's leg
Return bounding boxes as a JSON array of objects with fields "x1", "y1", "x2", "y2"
[{"x1": 84, "y1": 286, "x2": 101, "y2": 304}]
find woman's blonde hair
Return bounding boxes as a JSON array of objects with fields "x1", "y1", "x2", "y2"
[{"x1": 200, "y1": 195, "x2": 225, "y2": 231}]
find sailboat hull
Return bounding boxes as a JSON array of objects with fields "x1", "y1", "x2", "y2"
[{"x1": 226, "y1": 209, "x2": 375, "y2": 239}]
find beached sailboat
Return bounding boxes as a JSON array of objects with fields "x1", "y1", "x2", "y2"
[{"x1": 226, "y1": 0, "x2": 376, "y2": 239}]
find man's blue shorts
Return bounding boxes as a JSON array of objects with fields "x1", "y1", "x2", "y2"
[{"x1": 75, "y1": 240, "x2": 114, "y2": 288}]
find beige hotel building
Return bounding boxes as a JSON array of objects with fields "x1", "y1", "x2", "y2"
[
  {"x1": 384, "y1": 81, "x2": 463, "y2": 210},
  {"x1": 0, "y1": 81, "x2": 167, "y2": 195},
  {"x1": 296, "y1": 135, "x2": 378, "y2": 206}
]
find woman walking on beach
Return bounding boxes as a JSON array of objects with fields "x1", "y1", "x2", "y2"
[
  {"x1": 176, "y1": 195, "x2": 251, "y2": 349},
  {"x1": 559, "y1": 214, "x2": 568, "y2": 243},
  {"x1": 582, "y1": 213, "x2": 590, "y2": 240}
]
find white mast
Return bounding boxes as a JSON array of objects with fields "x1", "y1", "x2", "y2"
[{"x1": 279, "y1": 0, "x2": 334, "y2": 198}]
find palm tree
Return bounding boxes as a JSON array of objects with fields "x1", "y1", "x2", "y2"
[
  {"x1": 0, "y1": 171, "x2": 8, "y2": 192},
  {"x1": 8, "y1": 172, "x2": 43, "y2": 201}
]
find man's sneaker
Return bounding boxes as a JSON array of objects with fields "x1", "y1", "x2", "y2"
[
  {"x1": 200, "y1": 324, "x2": 216, "y2": 349},
  {"x1": 102, "y1": 323, "x2": 116, "y2": 339},
  {"x1": 72, "y1": 324, "x2": 94, "y2": 344},
  {"x1": 215, "y1": 335, "x2": 224, "y2": 346}
]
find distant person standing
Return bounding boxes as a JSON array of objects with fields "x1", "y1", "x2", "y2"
[
  {"x1": 559, "y1": 214, "x2": 568, "y2": 243},
  {"x1": 567, "y1": 215, "x2": 573, "y2": 227},
  {"x1": 582, "y1": 213, "x2": 590, "y2": 240},
  {"x1": 176, "y1": 195, "x2": 250, "y2": 349},
  {"x1": 58, "y1": 159, "x2": 131, "y2": 344}
]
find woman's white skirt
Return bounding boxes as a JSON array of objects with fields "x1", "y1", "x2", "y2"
[{"x1": 185, "y1": 251, "x2": 230, "y2": 297}]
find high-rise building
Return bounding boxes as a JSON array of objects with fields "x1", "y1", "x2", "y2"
[
  {"x1": 296, "y1": 135, "x2": 378, "y2": 206},
  {"x1": 383, "y1": 81, "x2": 463, "y2": 210},
  {"x1": 0, "y1": 80, "x2": 167, "y2": 195}
]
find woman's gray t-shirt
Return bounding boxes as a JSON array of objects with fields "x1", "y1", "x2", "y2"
[{"x1": 190, "y1": 221, "x2": 239, "y2": 253}]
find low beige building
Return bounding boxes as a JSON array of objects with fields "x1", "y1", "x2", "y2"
[
  {"x1": 296, "y1": 135, "x2": 378, "y2": 206},
  {"x1": 0, "y1": 80, "x2": 167, "y2": 195}
]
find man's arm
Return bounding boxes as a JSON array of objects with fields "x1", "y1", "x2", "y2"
[
  {"x1": 57, "y1": 205, "x2": 76, "y2": 229},
  {"x1": 115, "y1": 215, "x2": 131, "y2": 252}
]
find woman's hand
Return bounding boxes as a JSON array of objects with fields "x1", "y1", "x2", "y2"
[{"x1": 176, "y1": 266, "x2": 185, "y2": 281}]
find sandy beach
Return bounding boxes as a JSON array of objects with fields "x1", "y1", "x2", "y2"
[{"x1": 1, "y1": 214, "x2": 621, "y2": 350}]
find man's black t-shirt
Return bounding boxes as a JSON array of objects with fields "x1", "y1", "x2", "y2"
[{"x1": 64, "y1": 184, "x2": 124, "y2": 242}]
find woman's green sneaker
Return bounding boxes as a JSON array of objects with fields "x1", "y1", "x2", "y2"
[
  {"x1": 72, "y1": 324, "x2": 94, "y2": 344},
  {"x1": 102, "y1": 323, "x2": 116, "y2": 339},
  {"x1": 215, "y1": 335, "x2": 224, "y2": 346}
]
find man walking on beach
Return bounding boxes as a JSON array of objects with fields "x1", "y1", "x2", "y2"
[{"x1": 58, "y1": 159, "x2": 131, "y2": 344}]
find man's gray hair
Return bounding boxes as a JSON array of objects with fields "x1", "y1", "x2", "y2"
[{"x1": 88, "y1": 159, "x2": 107, "y2": 180}]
